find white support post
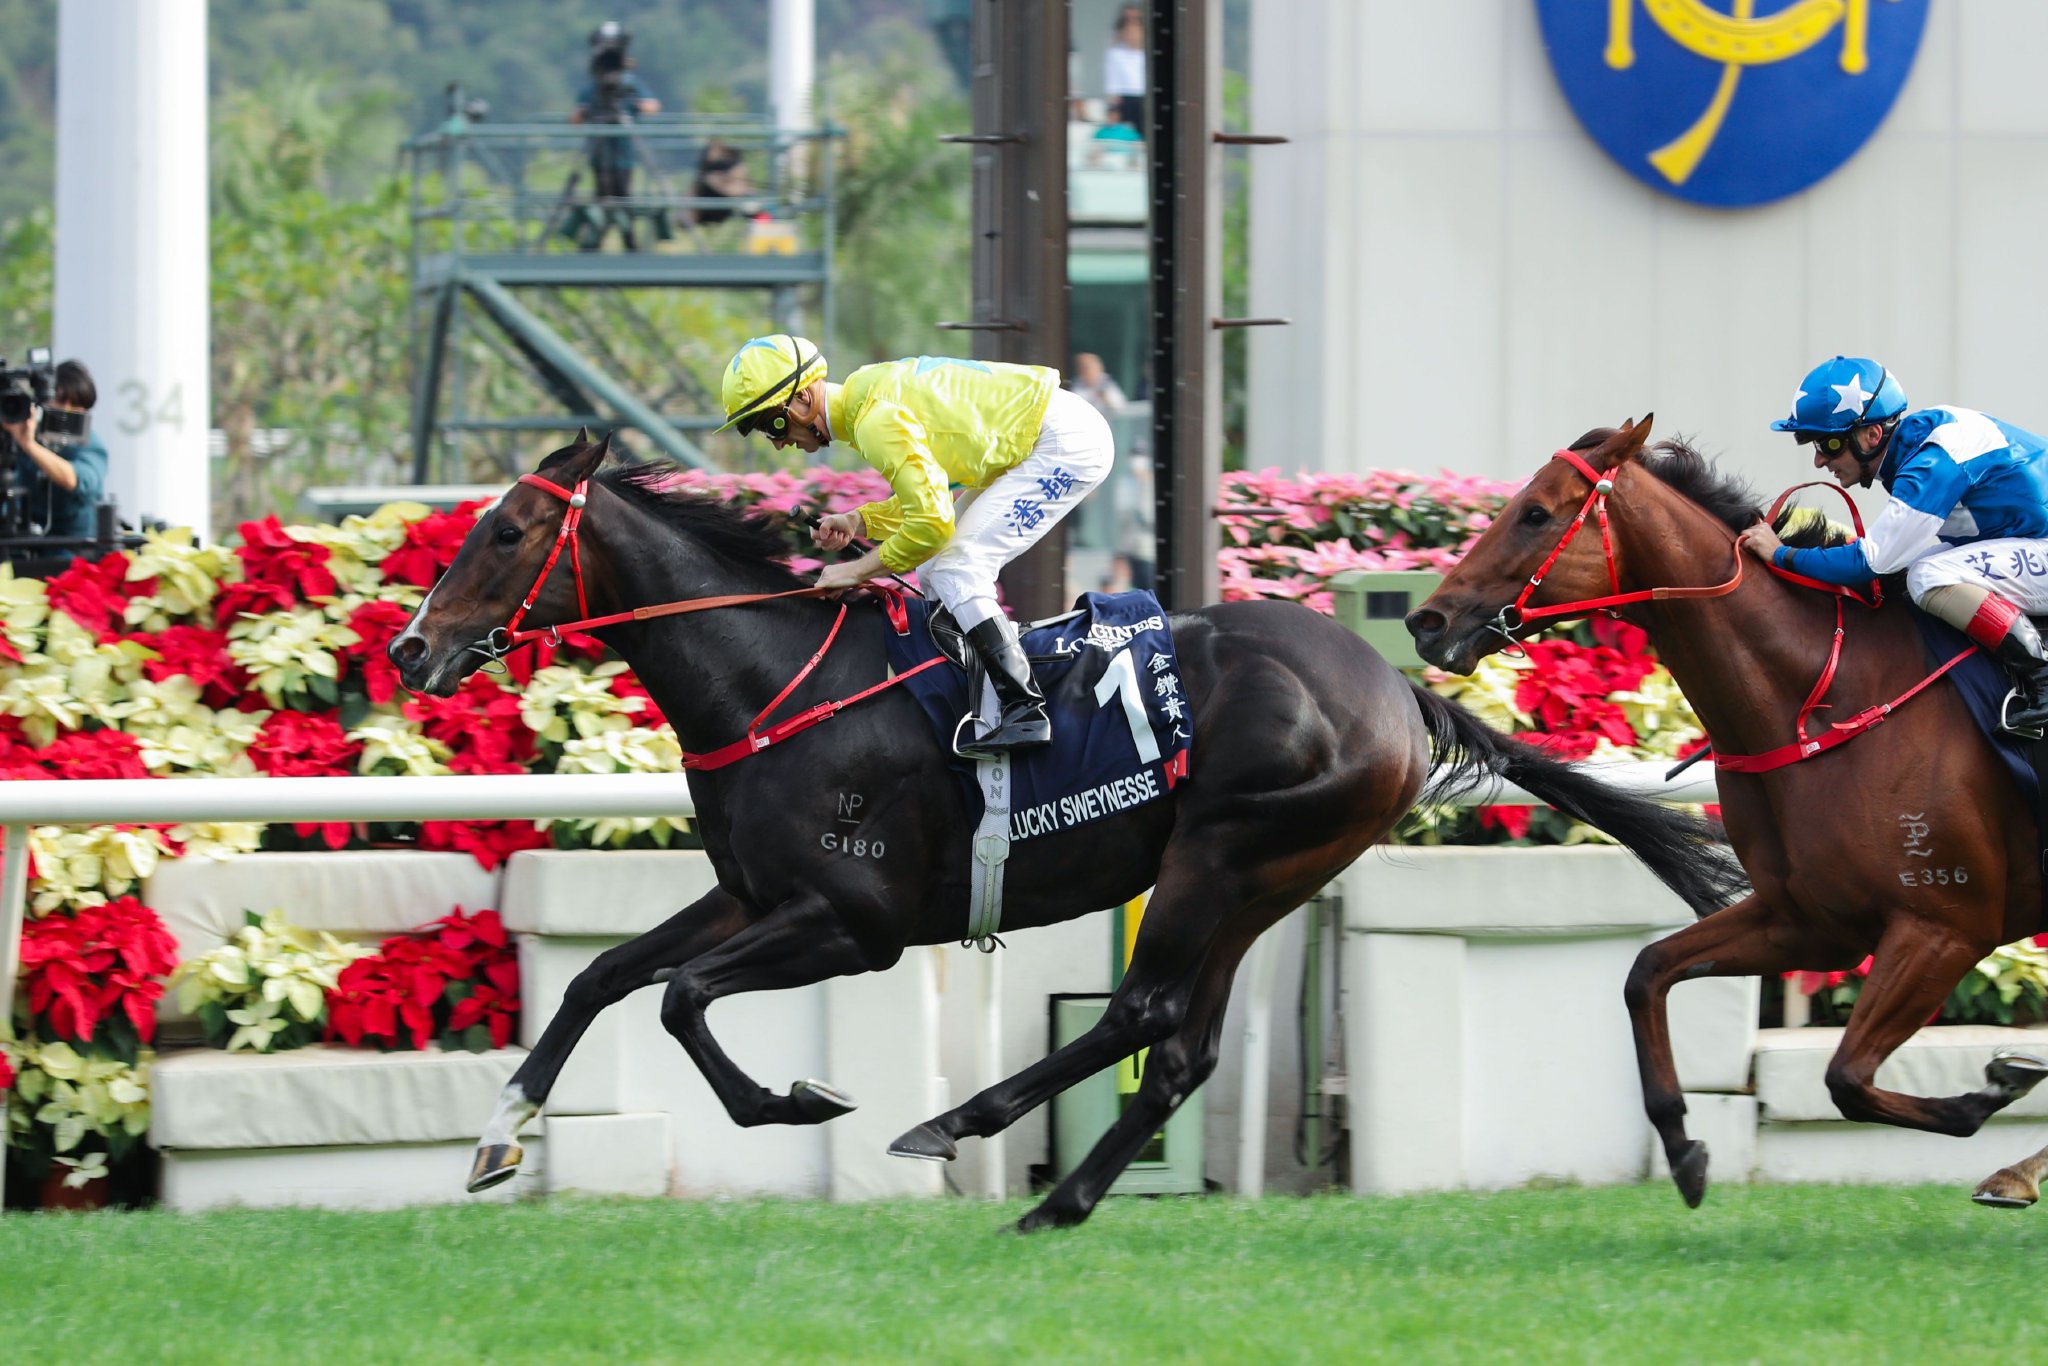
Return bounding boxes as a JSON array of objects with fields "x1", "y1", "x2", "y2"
[
  {"x1": 769, "y1": 0, "x2": 816, "y2": 141},
  {"x1": 0, "y1": 822, "x2": 30, "y2": 1212},
  {"x1": 55, "y1": 0, "x2": 212, "y2": 540},
  {"x1": 1234, "y1": 930, "x2": 1283, "y2": 1199}
]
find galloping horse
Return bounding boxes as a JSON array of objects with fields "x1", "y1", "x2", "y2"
[
  {"x1": 1406, "y1": 417, "x2": 2048, "y2": 1209},
  {"x1": 390, "y1": 434, "x2": 1744, "y2": 1230}
]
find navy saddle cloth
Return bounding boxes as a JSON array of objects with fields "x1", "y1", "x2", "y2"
[
  {"x1": 879, "y1": 590, "x2": 1192, "y2": 841},
  {"x1": 1909, "y1": 608, "x2": 2043, "y2": 830}
]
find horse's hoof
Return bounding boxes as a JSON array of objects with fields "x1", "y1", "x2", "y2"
[
  {"x1": 1670, "y1": 1140, "x2": 1709, "y2": 1209},
  {"x1": 1987, "y1": 1051, "x2": 2048, "y2": 1097},
  {"x1": 1972, "y1": 1167, "x2": 2039, "y2": 1209},
  {"x1": 790, "y1": 1079, "x2": 858, "y2": 1123},
  {"x1": 467, "y1": 1143, "x2": 522, "y2": 1194},
  {"x1": 887, "y1": 1122, "x2": 959, "y2": 1162},
  {"x1": 1015, "y1": 1201, "x2": 1083, "y2": 1234}
]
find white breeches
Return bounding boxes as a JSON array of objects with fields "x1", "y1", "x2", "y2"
[
  {"x1": 921, "y1": 387, "x2": 1115, "y2": 630},
  {"x1": 1905, "y1": 539, "x2": 2048, "y2": 614}
]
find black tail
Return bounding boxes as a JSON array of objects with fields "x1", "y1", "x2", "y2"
[{"x1": 1409, "y1": 682, "x2": 1748, "y2": 917}]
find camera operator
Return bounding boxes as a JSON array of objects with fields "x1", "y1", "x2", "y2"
[
  {"x1": 0, "y1": 359, "x2": 108, "y2": 567},
  {"x1": 570, "y1": 20, "x2": 662, "y2": 249}
]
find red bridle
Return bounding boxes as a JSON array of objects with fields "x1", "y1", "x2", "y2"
[
  {"x1": 1487, "y1": 448, "x2": 1746, "y2": 646},
  {"x1": 469, "y1": 472, "x2": 943, "y2": 772},
  {"x1": 1496, "y1": 449, "x2": 1971, "y2": 774},
  {"x1": 474, "y1": 472, "x2": 833, "y2": 663}
]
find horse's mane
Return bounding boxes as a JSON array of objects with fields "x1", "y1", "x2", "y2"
[
  {"x1": 597, "y1": 462, "x2": 808, "y2": 588},
  {"x1": 1568, "y1": 430, "x2": 1853, "y2": 551}
]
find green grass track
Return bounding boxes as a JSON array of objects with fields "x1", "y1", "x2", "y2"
[{"x1": 2, "y1": 1183, "x2": 2039, "y2": 1363}]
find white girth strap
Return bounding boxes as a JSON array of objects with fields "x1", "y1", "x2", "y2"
[{"x1": 966, "y1": 670, "x2": 1011, "y2": 945}]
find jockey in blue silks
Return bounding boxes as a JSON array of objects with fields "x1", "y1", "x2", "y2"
[{"x1": 1736, "y1": 355, "x2": 2048, "y2": 737}]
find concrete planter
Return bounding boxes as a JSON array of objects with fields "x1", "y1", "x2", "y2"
[
  {"x1": 500, "y1": 848, "x2": 942, "y2": 1201},
  {"x1": 1336, "y1": 845, "x2": 1757, "y2": 1194}
]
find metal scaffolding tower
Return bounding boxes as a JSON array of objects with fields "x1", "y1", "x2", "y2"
[{"x1": 403, "y1": 110, "x2": 838, "y2": 482}]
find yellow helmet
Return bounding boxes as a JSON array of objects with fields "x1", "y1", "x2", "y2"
[{"x1": 717, "y1": 334, "x2": 827, "y2": 434}]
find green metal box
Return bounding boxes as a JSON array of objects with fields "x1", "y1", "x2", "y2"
[
  {"x1": 1048, "y1": 994, "x2": 1205, "y2": 1195},
  {"x1": 1329, "y1": 569, "x2": 1444, "y2": 672}
]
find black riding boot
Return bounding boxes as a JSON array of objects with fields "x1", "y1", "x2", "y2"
[
  {"x1": 1991, "y1": 615, "x2": 2048, "y2": 737},
  {"x1": 962, "y1": 617, "x2": 1051, "y2": 755}
]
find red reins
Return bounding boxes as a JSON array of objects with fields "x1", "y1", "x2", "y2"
[
  {"x1": 1508, "y1": 450, "x2": 1974, "y2": 775},
  {"x1": 492, "y1": 472, "x2": 943, "y2": 771}
]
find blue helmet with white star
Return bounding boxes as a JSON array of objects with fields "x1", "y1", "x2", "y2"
[{"x1": 1770, "y1": 356, "x2": 1908, "y2": 435}]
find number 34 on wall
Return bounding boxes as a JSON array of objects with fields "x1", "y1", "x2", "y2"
[{"x1": 113, "y1": 380, "x2": 186, "y2": 437}]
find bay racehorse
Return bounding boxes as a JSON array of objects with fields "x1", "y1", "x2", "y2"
[
  {"x1": 1405, "y1": 416, "x2": 2048, "y2": 1209},
  {"x1": 389, "y1": 434, "x2": 1745, "y2": 1230}
]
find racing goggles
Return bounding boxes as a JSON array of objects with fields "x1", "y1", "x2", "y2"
[
  {"x1": 1795, "y1": 430, "x2": 1854, "y2": 454},
  {"x1": 736, "y1": 405, "x2": 791, "y2": 438}
]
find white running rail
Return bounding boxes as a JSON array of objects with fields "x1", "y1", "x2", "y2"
[{"x1": 0, "y1": 760, "x2": 1717, "y2": 1209}]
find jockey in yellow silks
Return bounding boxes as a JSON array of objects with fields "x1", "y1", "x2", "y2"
[{"x1": 719, "y1": 335, "x2": 1115, "y2": 755}]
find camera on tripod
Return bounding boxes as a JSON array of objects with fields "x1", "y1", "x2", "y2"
[{"x1": 587, "y1": 20, "x2": 636, "y2": 122}]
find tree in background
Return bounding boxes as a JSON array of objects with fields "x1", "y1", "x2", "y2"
[
  {"x1": 822, "y1": 24, "x2": 970, "y2": 366},
  {"x1": 208, "y1": 79, "x2": 412, "y2": 532}
]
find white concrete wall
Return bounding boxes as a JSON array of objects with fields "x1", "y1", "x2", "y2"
[{"x1": 1248, "y1": 1, "x2": 2048, "y2": 503}]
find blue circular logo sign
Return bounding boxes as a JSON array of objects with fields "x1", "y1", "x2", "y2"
[{"x1": 1535, "y1": 0, "x2": 1930, "y2": 208}]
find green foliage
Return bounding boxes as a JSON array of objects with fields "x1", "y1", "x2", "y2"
[
  {"x1": 0, "y1": 205, "x2": 51, "y2": 340},
  {"x1": 0, "y1": 0, "x2": 54, "y2": 227},
  {"x1": 821, "y1": 22, "x2": 971, "y2": 366},
  {"x1": 209, "y1": 78, "x2": 413, "y2": 532}
]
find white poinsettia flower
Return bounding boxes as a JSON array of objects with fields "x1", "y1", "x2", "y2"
[
  {"x1": 124, "y1": 528, "x2": 230, "y2": 624},
  {"x1": 225, "y1": 607, "x2": 362, "y2": 706},
  {"x1": 0, "y1": 569, "x2": 50, "y2": 656},
  {"x1": 519, "y1": 661, "x2": 645, "y2": 744},
  {"x1": 347, "y1": 718, "x2": 452, "y2": 776},
  {"x1": 0, "y1": 666, "x2": 93, "y2": 745},
  {"x1": 167, "y1": 821, "x2": 267, "y2": 860}
]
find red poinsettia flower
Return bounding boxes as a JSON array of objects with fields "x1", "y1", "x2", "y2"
[
  {"x1": 210, "y1": 575, "x2": 299, "y2": 626},
  {"x1": 496, "y1": 628, "x2": 609, "y2": 687},
  {"x1": 325, "y1": 906, "x2": 515, "y2": 1052},
  {"x1": 447, "y1": 959, "x2": 522, "y2": 1049},
  {"x1": 381, "y1": 505, "x2": 484, "y2": 589},
  {"x1": 0, "y1": 714, "x2": 43, "y2": 780},
  {"x1": 0, "y1": 1045, "x2": 13, "y2": 1091},
  {"x1": 247, "y1": 710, "x2": 362, "y2": 778},
  {"x1": 135, "y1": 624, "x2": 250, "y2": 708},
  {"x1": 418, "y1": 819, "x2": 553, "y2": 871},
  {"x1": 608, "y1": 669, "x2": 666, "y2": 726},
  {"x1": 339, "y1": 599, "x2": 417, "y2": 704},
  {"x1": 1515, "y1": 639, "x2": 1647, "y2": 754},
  {"x1": 235, "y1": 515, "x2": 339, "y2": 602},
  {"x1": 1590, "y1": 615, "x2": 1654, "y2": 663},
  {"x1": 18, "y1": 896, "x2": 179, "y2": 1045},
  {"x1": 403, "y1": 675, "x2": 535, "y2": 775},
  {"x1": 45, "y1": 552, "x2": 148, "y2": 640},
  {"x1": 39, "y1": 729, "x2": 151, "y2": 780},
  {"x1": 1785, "y1": 955, "x2": 1875, "y2": 997},
  {"x1": 1477, "y1": 805, "x2": 1535, "y2": 840}
]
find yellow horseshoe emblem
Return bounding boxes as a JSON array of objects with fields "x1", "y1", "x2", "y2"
[{"x1": 1605, "y1": 0, "x2": 1873, "y2": 186}]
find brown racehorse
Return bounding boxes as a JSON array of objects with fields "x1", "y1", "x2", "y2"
[
  {"x1": 1404, "y1": 416, "x2": 2048, "y2": 1209},
  {"x1": 387, "y1": 435, "x2": 1745, "y2": 1231}
]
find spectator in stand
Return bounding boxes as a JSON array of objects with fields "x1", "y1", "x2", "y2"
[
  {"x1": 571, "y1": 20, "x2": 662, "y2": 249},
  {"x1": 1069, "y1": 352, "x2": 1127, "y2": 415},
  {"x1": 1105, "y1": 6, "x2": 1147, "y2": 136}
]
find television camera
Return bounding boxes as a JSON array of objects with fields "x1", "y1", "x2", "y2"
[
  {"x1": 586, "y1": 20, "x2": 638, "y2": 122},
  {"x1": 0, "y1": 345, "x2": 138, "y2": 572},
  {"x1": 0, "y1": 347, "x2": 89, "y2": 448}
]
